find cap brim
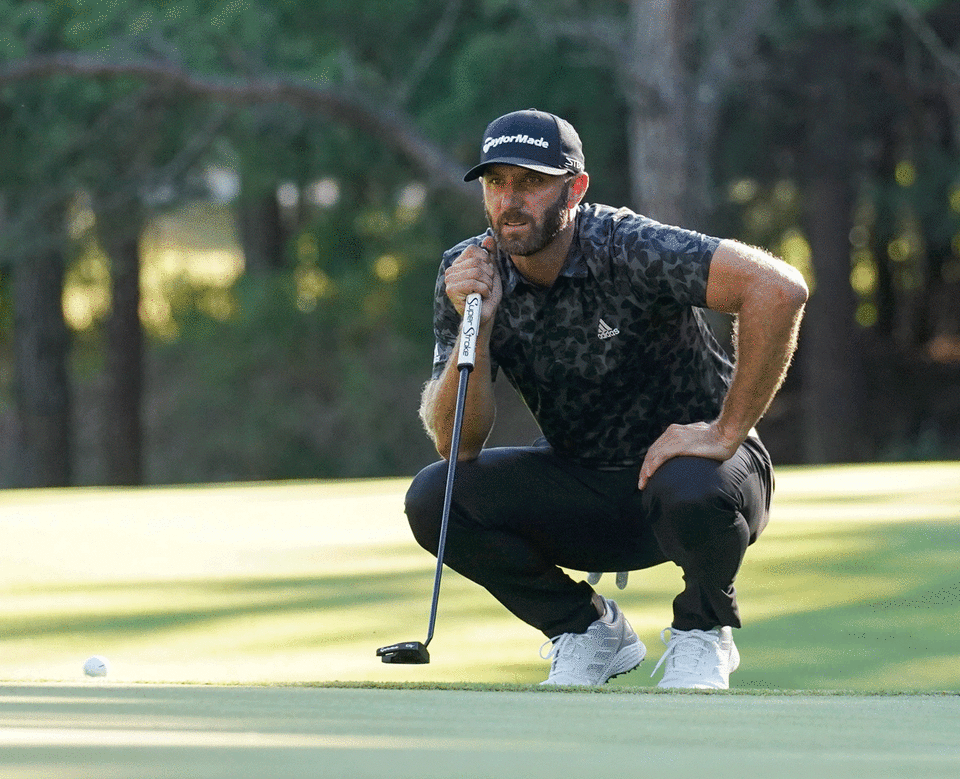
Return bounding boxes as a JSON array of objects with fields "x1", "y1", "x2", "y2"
[{"x1": 463, "y1": 157, "x2": 570, "y2": 182}]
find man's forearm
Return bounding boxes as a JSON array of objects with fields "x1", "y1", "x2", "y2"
[
  {"x1": 419, "y1": 325, "x2": 497, "y2": 461},
  {"x1": 715, "y1": 279, "x2": 806, "y2": 448}
]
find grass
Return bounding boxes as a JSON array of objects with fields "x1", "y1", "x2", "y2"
[
  {"x1": 1, "y1": 465, "x2": 958, "y2": 778},
  {"x1": 1, "y1": 683, "x2": 958, "y2": 779},
  {"x1": 0, "y1": 462, "x2": 958, "y2": 691}
]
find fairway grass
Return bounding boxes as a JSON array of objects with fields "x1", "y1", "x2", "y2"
[{"x1": 0, "y1": 462, "x2": 958, "y2": 691}]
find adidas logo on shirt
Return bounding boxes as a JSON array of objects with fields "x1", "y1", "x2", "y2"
[{"x1": 598, "y1": 319, "x2": 620, "y2": 340}]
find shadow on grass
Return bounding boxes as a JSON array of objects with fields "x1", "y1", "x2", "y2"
[
  {"x1": 0, "y1": 544, "x2": 435, "y2": 645},
  {"x1": 2, "y1": 520, "x2": 959, "y2": 691}
]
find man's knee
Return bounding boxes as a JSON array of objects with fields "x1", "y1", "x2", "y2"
[
  {"x1": 642, "y1": 456, "x2": 737, "y2": 547},
  {"x1": 404, "y1": 461, "x2": 447, "y2": 553}
]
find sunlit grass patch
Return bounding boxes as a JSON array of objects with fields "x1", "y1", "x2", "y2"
[{"x1": 1, "y1": 465, "x2": 958, "y2": 690}]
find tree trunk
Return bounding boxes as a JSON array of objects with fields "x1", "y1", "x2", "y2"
[
  {"x1": 238, "y1": 185, "x2": 287, "y2": 273},
  {"x1": 98, "y1": 207, "x2": 144, "y2": 486},
  {"x1": 12, "y1": 202, "x2": 72, "y2": 487},
  {"x1": 625, "y1": 0, "x2": 692, "y2": 225},
  {"x1": 798, "y1": 31, "x2": 866, "y2": 463},
  {"x1": 622, "y1": 0, "x2": 777, "y2": 230}
]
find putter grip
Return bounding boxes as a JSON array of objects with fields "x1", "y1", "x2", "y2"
[{"x1": 458, "y1": 292, "x2": 482, "y2": 369}]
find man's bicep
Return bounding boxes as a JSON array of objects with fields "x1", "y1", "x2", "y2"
[
  {"x1": 707, "y1": 239, "x2": 807, "y2": 315},
  {"x1": 705, "y1": 240, "x2": 768, "y2": 315}
]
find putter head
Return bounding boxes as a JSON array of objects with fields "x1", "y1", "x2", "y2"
[{"x1": 377, "y1": 641, "x2": 430, "y2": 664}]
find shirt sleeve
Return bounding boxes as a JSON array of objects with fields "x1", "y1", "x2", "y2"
[{"x1": 615, "y1": 215, "x2": 721, "y2": 308}]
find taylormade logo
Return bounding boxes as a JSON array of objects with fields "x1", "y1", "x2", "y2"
[{"x1": 483, "y1": 134, "x2": 550, "y2": 154}]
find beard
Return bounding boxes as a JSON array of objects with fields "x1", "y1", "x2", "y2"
[{"x1": 485, "y1": 181, "x2": 571, "y2": 256}]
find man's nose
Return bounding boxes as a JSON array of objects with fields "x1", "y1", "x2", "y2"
[{"x1": 498, "y1": 184, "x2": 521, "y2": 209}]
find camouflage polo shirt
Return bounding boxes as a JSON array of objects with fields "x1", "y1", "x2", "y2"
[{"x1": 430, "y1": 202, "x2": 734, "y2": 469}]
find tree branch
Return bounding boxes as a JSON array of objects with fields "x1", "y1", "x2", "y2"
[
  {"x1": 515, "y1": 0, "x2": 628, "y2": 60},
  {"x1": 396, "y1": 0, "x2": 463, "y2": 107},
  {"x1": 697, "y1": 0, "x2": 778, "y2": 97},
  {"x1": 893, "y1": 0, "x2": 960, "y2": 137},
  {"x1": 893, "y1": 0, "x2": 960, "y2": 84},
  {"x1": 0, "y1": 53, "x2": 476, "y2": 198}
]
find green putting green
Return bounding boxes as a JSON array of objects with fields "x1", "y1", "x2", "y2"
[
  {"x1": 0, "y1": 462, "x2": 958, "y2": 690},
  {"x1": 0, "y1": 683, "x2": 957, "y2": 779}
]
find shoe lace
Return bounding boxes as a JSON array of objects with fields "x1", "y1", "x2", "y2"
[
  {"x1": 540, "y1": 633, "x2": 572, "y2": 663},
  {"x1": 540, "y1": 632, "x2": 596, "y2": 679},
  {"x1": 651, "y1": 627, "x2": 719, "y2": 678}
]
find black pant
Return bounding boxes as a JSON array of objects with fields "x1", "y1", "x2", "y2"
[{"x1": 405, "y1": 437, "x2": 773, "y2": 638}]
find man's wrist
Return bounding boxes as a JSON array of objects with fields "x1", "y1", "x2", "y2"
[{"x1": 712, "y1": 418, "x2": 753, "y2": 452}]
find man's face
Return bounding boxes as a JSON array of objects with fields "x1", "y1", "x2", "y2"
[{"x1": 481, "y1": 165, "x2": 574, "y2": 256}]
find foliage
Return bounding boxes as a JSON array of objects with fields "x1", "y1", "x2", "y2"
[
  {"x1": 2, "y1": 0, "x2": 960, "y2": 484},
  {"x1": 138, "y1": 274, "x2": 436, "y2": 483},
  {"x1": 716, "y1": 0, "x2": 960, "y2": 335}
]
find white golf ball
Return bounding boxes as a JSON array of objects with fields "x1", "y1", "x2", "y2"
[{"x1": 83, "y1": 655, "x2": 109, "y2": 677}]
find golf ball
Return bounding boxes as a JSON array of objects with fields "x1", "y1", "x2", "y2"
[{"x1": 83, "y1": 655, "x2": 109, "y2": 677}]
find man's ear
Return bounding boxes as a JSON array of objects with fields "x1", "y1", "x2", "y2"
[{"x1": 569, "y1": 172, "x2": 590, "y2": 206}]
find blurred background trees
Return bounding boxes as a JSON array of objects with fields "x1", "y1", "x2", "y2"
[{"x1": 1, "y1": 0, "x2": 958, "y2": 487}]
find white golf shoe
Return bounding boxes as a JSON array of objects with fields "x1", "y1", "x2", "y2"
[
  {"x1": 652, "y1": 626, "x2": 740, "y2": 689},
  {"x1": 539, "y1": 597, "x2": 645, "y2": 686}
]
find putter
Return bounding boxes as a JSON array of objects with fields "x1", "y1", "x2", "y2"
[{"x1": 377, "y1": 292, "x2": 482, "y2": 664}]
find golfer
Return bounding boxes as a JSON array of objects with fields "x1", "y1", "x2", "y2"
[{"x1": 405, "y1": 109, "x2": 807, "y2": 688}]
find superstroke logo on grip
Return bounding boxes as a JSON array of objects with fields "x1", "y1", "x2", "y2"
[
  {"x1": 459, "y1": 294, "x2": 482, "y2": 367},
  {"x1": 483, "y1": 134, "x2": 549, "y2": 154}
]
